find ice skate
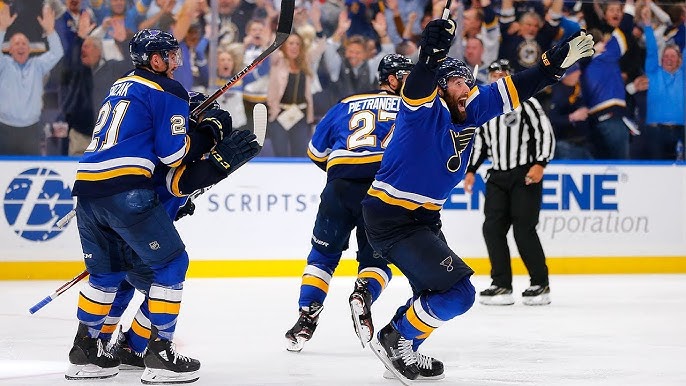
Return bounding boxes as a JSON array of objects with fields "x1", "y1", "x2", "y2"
[
  {"x1": 141, "y1": 328, "x2": 200, "y2": 384},
  {"x1": 522, "y1": 285, "x2": 551, "y2": 306},
  {"x1": 285, "y1": 301, "x2": 323, "y2": 352},
  {"x1": 65, "y1": 323, "x2": 120, "y2": 380},
  {"x1": 479, "y1": 285, "x2": 515, "y2": 306},
  {"x1": 349, "y1": 278, "x2": 374, "y2": 347},
  {"x1": 383, "y1": 350, "x2": 445, "y2": 381},
  {"x1": 110, "y1": 327, "x2": 145, "y2": 370},
  {"x1": 369, "y1": 323, "x2": 419, "y2": 385}
]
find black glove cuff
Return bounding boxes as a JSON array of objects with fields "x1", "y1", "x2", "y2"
[{"x1": 538, "y1": 52, "x2": 565, "y2": 81}]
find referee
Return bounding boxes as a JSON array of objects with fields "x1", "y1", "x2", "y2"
[{"x1": 464, "y1": 59, "x2": 555, "y2": 306}]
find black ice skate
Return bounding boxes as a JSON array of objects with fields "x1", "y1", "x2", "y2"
[
  {"x1": 349, "y1": 278, "x2": 374, "y2": 347},
  {"x1": 383, "y1": 351, "x2": 445, "y2": 381},
  {"x1": 479, "y1": 285, "x2": 515, "y2": 306},
  {"x1": 141, "y1": 327, "x2": 200, "y2": 384},
  {"x1": 369, "y1": 323, "x2": 419, "y2": 385},
  {"x1": 522, "y1": 285, "x2": 551, "y2": 306},
  {"x1": 110, "y1": 327, "x2": 145, "y2": 370},
  {"x1": 285, "y1": 301, "x2": 323, "y2": 352},
  {"x1": 65, "y1": 323, "x2": 120, "y2": 380}
]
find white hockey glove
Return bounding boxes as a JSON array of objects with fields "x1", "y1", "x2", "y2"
[{"x1": 540, "y1": 30, "x2": 595, "y2": 80}]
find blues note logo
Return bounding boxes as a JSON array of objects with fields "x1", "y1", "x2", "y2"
[{"x1": 3, "y1": 168, "x2": 75, "y2": 241}]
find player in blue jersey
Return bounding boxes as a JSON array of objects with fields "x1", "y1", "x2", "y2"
[
  {"x1": 65, "y1": 29, "x2": 240, "y2": 384},
  {"x1": 284, "y1": 54, "x2": 414, "y2": 354},
  {"x1": 98, "y1": 92, "x2": 262, "y2": 375},
  {"x1": 361, "y1": 17, "x2": 594, "y2": 383}
]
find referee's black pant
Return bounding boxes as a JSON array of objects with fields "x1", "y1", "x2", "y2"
[{"x1": 482, "y1": 165, "x2": 549, "y2": 289}]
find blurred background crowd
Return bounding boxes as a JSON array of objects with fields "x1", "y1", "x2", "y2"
[{"x1": 0, "y1": 0, "x2": 684, "y2": 159}]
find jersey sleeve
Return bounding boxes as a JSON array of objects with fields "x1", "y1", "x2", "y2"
[
  {"x1": 307, "y1": 104, "x2": 341, "y2": 165},
  {"x1": 151, "y1": 90, "x2": 190, "y2": 168},
  {"x1": 466, "y1": 76, "x2": 521, "y2": 127}
]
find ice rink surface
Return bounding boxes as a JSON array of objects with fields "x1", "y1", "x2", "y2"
[{"x1": 1, "y1": 274, "x2": 684, "y2": 386}]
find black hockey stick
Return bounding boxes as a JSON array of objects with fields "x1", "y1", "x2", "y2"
[{"x1": 191, "y1": 0, "x2": 295, "y2": 119}]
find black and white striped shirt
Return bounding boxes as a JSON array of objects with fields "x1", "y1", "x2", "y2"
[{"x1": 467, "y1": 97, "x2": 555, "y2": 172}]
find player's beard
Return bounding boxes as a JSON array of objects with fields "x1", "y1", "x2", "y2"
[{"x1": 446, "y1": 96, "x2": 467, "y2": 123}]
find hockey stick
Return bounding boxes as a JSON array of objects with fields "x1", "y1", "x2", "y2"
[
  {"x1": 442, "y1": 0, "x2": 452, "y2": 19},
  {"x1": 29, "y1": 269, "x2": 89, "y2": 314},
  {"x1": 191, "y1": 0, "x2": 295, "y2": 119},
  {"x1": 56, "y1": 208, "x2": 76, "y2": 229}
]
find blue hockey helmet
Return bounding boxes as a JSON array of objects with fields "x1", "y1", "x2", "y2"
[
  {"x1": 436, "y1": 57, "x2": 476, "y2": 90},
  {"x1": 129, "y1": 29, "x2": 182, "y2": 68},
  {"x1": 188, "y1": 91, "x2": 220, "y2": 113},
  {"x1": 378, "y1": 53, "x2": 414, "y2": 84}
]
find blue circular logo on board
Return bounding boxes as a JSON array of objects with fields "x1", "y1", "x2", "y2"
[{"x1": 3, "y1": 168, "x2": 75, "y2": 241}]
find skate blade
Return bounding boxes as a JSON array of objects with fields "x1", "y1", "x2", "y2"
[
  {"x1": 383, "y1": 369, "x2": 446, "y2": 381},
  {"x1": 479, "y1": 294, "x2": 515, "y2": 306},
  {"x1": 522, "y1": 294, "x2": 551, "y2": 306},
  {"x1": 285, "y1": 335, "x2": 307, "y2": 352},
  {"x1": 120, "y1": 363, "x2": 145, "y2": 371},
  {"x1": 369, "y1": 338, "x2": 414, "y2": 386},
  {"x1": 349, "y1": 298, "x2": 372, "y2": 348},
  {"x1": 65, "y1": 364, "x2": 118, "y2": 380},
  {"x1": 140, "y1": 368, "x2": 199, "y2": 384}
]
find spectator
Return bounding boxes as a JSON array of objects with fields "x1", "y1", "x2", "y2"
[
  {"x1": 213, "y1": 44, "x2": 248, "y2": 130},
  {"x1": 642, "y1": 5, "x2": 685, "y2": 160},
  {"x1": 463, "y1": 37, "x2": 489, "y2": 85},
  {"x1": 0, "y1": 4, "x2": 63, "y2": 155},
  {"x1": 176, "y1": 22, "x2": 209, "y2": 91},
  {"x1": 323, "y1": 11, "x2": 394, "y2": 102},
  {"x1": 62, "y1": 22, "x2": 129, "y2": 156},
  {"x1": 266, "y1": 32, "x2": 325, "y2": 157},
  {"x1": 242, "y1": 18, "x2": 272, "y2": 132},
  {"x1": 581, "y1": 0, "x2": 635, "y2": 160},
  {"x1": 547, "y1": 64, "x2": 594, "y2": 159},
  {"x1": 498, "y1": 0, "x2": 563, "y2": 73},
  {"x1": 449, "y1": 0, "x2": 500, "y2": 70}
]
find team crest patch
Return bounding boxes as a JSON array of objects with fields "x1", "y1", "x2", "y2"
[
  {"x1": 440, "y1": 256, "x2": 454, "y2": 272},
  {"x1": 149, "y1": 241, "x2": 160, "y2": 250}
]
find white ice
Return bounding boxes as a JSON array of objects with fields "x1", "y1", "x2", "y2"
[{"x1": 1, "y1": 274, "x2": 685, "y2": 385}]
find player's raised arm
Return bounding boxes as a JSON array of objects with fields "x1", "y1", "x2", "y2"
[{"x1": 402, "y1": 18, "x2": 456, "y2": 103}]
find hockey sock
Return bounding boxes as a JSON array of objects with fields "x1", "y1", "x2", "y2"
[
  {"x1": 99, "y1": 282, "x2": 136, "y2": 341},
  {"x1": 77, "y1": 273, "x2": 125, "y2": 338},
  {"x1": 394, "y1": 277, "x2": 476, "y2": 343},
  {"x1": 148, "y1": 252, "x2": 189, "y2": 341},
  {"x1": 127, "y1": 301, "x2": 152, "y2": 353},
  {"x1": 357, "y1": 266, "x2": 392, "y2": 302},
  {"x1": 298, "y1": 248, "x2": 341, "y2": 309}
]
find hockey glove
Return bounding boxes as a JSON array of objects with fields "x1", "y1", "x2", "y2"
[
  {"x1": 175, "y1": 199, "x2": 195, "y2": 221},
  {"x1": 540, "y1": 30, "x2": 594, "y2": 80},
  {"x1": 418, "y1": 18, "x2": 457, "y2": 69},
  {"x1": 196, "y1": 109, "x2": 233, "y2": 143},
  {"x1": 208, "y1": 129, "x2": 261, "y2": 176}
]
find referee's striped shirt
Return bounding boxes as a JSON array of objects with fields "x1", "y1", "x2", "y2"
[{"x1": 467, "y1": 97, "x2": 555, "y2": 172}]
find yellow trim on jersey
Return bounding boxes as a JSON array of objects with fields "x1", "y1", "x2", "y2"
[
  {"x1": 114, "y1": 75, "x2": 163, "y2": 91},
  {"x1": 170, "y1": 165, "x2": 186, "y2": 197},
  {"x1": 341, "y1": 93, "x2": 394, "y2": 103},
  {"x1": 359, "y1": 271, "x2": 387, "y2": 289},
  {"x1": 484, "y1": 17, "x2": 498, "y2": 30},
  {"x1": 589, "y1": 98, "x2": 627, "y2": 115},
  {"x1": 76, "y1": 167, "x2": 152, "y2": 181},
  {"x1": 367, "y1": 187, "x2": 442, "y2": 211},
  {"x1": 243, "y1": 94, "x2": 268, "y2": 103},
  {"x1": 505, "y1": 76, "x2": 520, "y2": 109},
  {"x1": 78, "y1": 294, "x2": 112, "y2": 316},
  {"x1": 148, "y1": 299, "x2": 181, "y2": 314},
  {"x1": 402, "y1": 87, "x2": 438, "y2": 107},
  {"x1": 307, "y1": 148, "x2": 328, "y2": 163},
  {"x1": 406, "y1": 304, "x2": 434, "y2": 340},
  {"x1": 613, "y1": 28, "x2": 628, "y2": 55},
  {"x1": 131, "y1": 318, "x2": 151, "y2": 339},
  {"x1": 326, "y1": 154, "x2": 383, "y2": 169},
  {"x1": 302, "y1": 275, "x2": 329, "y2": 292}
]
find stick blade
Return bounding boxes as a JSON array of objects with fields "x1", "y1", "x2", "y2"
[
  {"x1": 253, "y1": 103, "x2": 268, "y2": 147},
  {"x1": 277, "y1": 0, "x2": 295, "y2": 34}
]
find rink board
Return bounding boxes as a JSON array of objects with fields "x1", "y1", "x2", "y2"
[{"x1": 0, "y1": 158, "x2": 684, "y2": 279}]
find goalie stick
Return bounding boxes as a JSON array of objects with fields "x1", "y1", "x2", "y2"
[
  {"x1": 29, "y1": 269, "x2": 89, "y2": 314},
  {"x1": 191, "y1": 0, "x2": 295, "y2": 118}
]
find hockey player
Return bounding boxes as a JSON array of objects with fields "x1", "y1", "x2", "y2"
[
  {"x1": 65, "y1": 30, "x2": 239, "y2": 384},
  {"x1": 98, "y1": 92, "x2": 262, "y2": 376},
  {"x1": 361, "y1": 17, "x2": 594, "y2": 383},
  {"x1": 284, "y1": 54, "x2": 414, "y2": 353}
]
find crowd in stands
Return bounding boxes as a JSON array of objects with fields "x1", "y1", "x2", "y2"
[{"x1": 0, "y1": 0, "x2": 684, "y2": 159}]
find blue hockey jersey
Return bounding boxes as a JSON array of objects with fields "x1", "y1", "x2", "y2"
[
  {"x1": 366, "y1": 77, "x2": 521, "y2": 211},
  {"x1": 72, "y1": 68, "x2": 190, "y2": 197},
  {"x1": 307, "y1": 91, "x2": 401, "y2": 181}
]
